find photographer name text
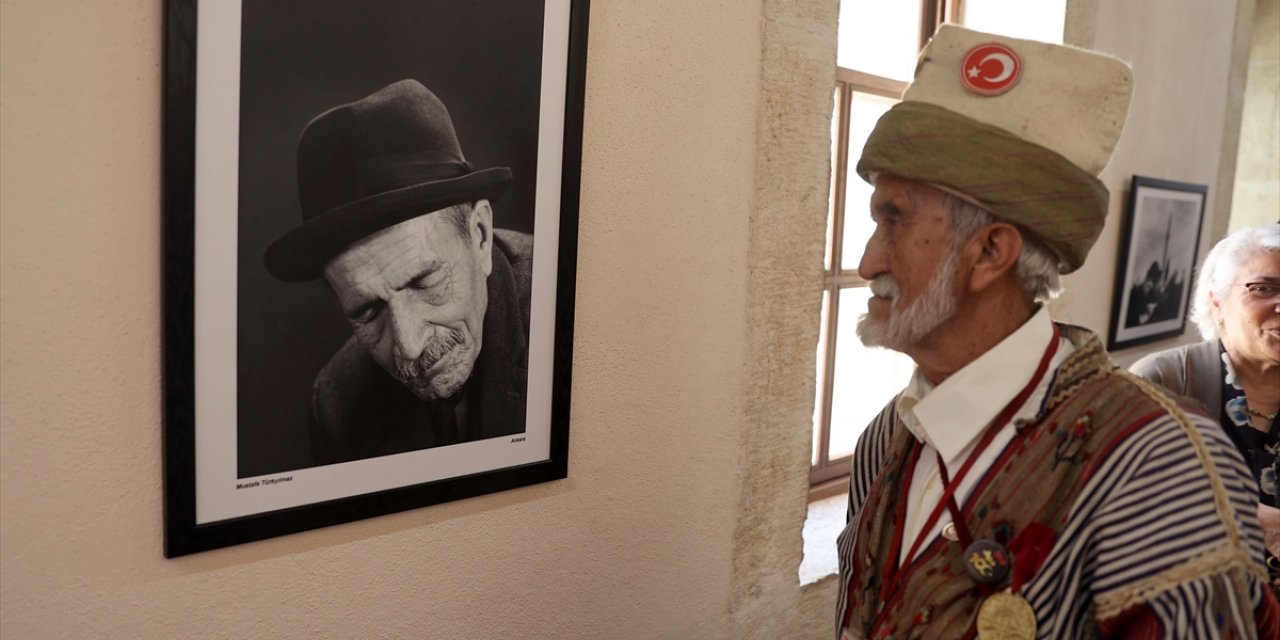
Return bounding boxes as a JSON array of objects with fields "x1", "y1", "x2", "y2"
[{"x1": 236, "y1": 475, "x2": 294, "y2": 490}]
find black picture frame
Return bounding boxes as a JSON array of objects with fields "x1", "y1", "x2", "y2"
[
  {"x1": 1107, "y1": 176, "x2": 1207, "y2": 352},
  {"x1": 162, "y1": 0, "x2": 588, "y2": 557}
]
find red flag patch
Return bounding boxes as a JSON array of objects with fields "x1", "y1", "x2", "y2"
[{"x1": 960, "y1": 43, "x2": 1022, "y2": 96}]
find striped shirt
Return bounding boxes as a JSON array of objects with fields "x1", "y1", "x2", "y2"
[{"x1": 835, "y1": 324, "x2": 1277, "y2": 639}]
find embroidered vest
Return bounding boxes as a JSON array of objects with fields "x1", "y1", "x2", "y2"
[{"x1": 843, "y1": 329, "x2": 1175, "y2": 638}]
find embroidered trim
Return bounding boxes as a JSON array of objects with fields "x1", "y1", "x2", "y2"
[
  {"x1": 1093, "y1": 543, "x2": 1259, "y2": 620},
  {"x1": 1044, "y1": 325, "x2": 1110, "y2": 412},
  {"x1": 1098, "y1": 371, "x2": 1267, "y2": 616}
]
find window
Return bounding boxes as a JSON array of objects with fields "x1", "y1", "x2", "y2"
[
  {"x1": 809, "y1": 2, "x2": 953, "y2": 496},
  {"x1": 809, "y1": 2, "x2": 1064, "y2": 497}
]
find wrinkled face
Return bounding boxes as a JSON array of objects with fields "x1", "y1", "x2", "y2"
[
  {"x1": 858, "y1": 245, "x2": 960, "y2": 352},
  {"x1": 324, "y1": 204, "x2": 493, "y2": 402},
  {"x1": 855, "y1": 175, "x2": 959, "y2": 352},
  {"x1": 1215, "y1": 250, "x2": 1280, "y2": 369}
]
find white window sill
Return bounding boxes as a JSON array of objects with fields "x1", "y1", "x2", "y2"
[{"x1": 799, "y1": 492, "x2": 848, "y2": 584}]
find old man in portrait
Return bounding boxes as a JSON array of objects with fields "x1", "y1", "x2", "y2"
[{"x1": 263, "y1": 79, "x2": 532, "y2": 466}]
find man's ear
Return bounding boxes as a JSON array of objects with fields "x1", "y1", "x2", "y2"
[
  {"x1": 965, "y1": 222, "x2": 1023, "y2": 294},
  {"x1": 471, "y1": 199, "x2": 495, "y2": 277}
]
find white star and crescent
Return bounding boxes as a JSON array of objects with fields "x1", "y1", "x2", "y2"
[
  {"x1": 979, "y1": 52, "x2": 1016, "y2": 83},
  {"x1": 967, "y1": 53, "x2": 1015, "y2": 83}
]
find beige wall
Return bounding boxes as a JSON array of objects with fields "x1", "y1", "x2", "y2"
[
  {"x1": 1058, "y1": 0, "x2": 1256, "y2": 365},
  {"x1": 1231, "y1": 0, "x2": 1280, "y2": 232},
  {"x1": 0, "y1": 0, "x2": 835, "y2": 638},
  {"x1": 0, "y1": 1, "x2": 1257, "y2": 639}
]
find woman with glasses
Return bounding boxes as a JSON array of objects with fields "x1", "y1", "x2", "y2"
[{"x1": 1132, "y1": 223, "x2": 1280, "y2": 586}]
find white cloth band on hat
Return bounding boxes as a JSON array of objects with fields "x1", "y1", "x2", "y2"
[{"x1": 905, "y1": 24, "x2": 1133, "y2": 176}]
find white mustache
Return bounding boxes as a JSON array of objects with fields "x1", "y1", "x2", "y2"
[{"x1": 868, "y1": 275, "x2": 900, "y2": 300}]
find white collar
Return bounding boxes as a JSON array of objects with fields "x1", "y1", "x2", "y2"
[{"x1": 896, "y1": 306, "x2": 1057, "y2": 465}]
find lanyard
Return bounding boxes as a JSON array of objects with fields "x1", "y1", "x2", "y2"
[
  {"x1": 937, "y1": 454, "x2": 997, "y2": 598},
  {"x1": 874, "y1": 325, "x2": 1061, "y2": 610}
]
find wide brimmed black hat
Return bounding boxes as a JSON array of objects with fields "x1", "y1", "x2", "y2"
[{"x1": 264, "y1": 79, "x2": 512, "y2": 282}]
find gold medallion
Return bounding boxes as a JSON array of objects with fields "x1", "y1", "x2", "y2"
[{"x1": 976, "y1": 590, "x2": 1036, "y2": 640}]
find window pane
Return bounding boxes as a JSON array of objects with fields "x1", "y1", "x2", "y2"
[
  {"x1": 840, "y1": 92, "x2": 897, "y2": 270},
  {"x1": 837, "y1": 1, "x2": 922, "y2": 80},
  {"x1": 812, "y1": 290, "x2": 832, "y2": 466},
  {"x1": 825, "y1": 87, "x2": 841, "y2": 271},
  {"x1": 827, "y1": 288, "x2": 915, "y2": 460},
  {"x1": 961, "y1": 0, "x2": 1065, "y2": 43}
]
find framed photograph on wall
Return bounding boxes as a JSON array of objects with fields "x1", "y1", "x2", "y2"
[
  {"x1": 162, "y1": 0, "x2": 588, "y2": 557},
  {"x1": 1107, "y1": 176, "x2": 1207, "y2": 352}
]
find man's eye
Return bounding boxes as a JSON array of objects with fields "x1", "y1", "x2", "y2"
[
  {"x1": 876, "y1": 212, "x2": 903, "y2": 229},
  {"x1": 351, "y1": 304, "x2": 383, "y2": 324},
  {"x1": 409, "y1": 273, "x2": 440, "y2": 290}
]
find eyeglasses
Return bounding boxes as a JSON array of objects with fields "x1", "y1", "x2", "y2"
[{"x1": 1242, "y1": 282, "x2": 1280, "y2": 303}]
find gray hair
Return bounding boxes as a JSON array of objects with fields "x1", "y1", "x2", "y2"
[
  {"x1": 943, "y1": 193, "x2": 1063, "y2": 304},
  {"x1": 1189, "y1": 223, "x2": 1280, "y2": 340},
  {"x1": 442, "y1": 201, "x2": 475, "y2": 238}
]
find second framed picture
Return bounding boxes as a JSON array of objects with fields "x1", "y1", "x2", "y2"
[
  {"x1": 1107, "y1": 176, "x2": 1207, "y2": 351},
  {"x1": 163, "y1": 0, "x2": 588, "y2": 556}
]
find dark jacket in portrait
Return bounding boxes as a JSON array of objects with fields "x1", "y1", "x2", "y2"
[{"x1": 309, "y1": 230, "x2": 533, "y2": 465}]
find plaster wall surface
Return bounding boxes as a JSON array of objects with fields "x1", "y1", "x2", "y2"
[
  {"x1": 0, "y1": 0, "x2": 767, "y2": 638},
  {"x1": 0, "y1": 0, "x2": 1257, "y2": 638},
  {"x1": 1056, "y1": 0, "x2": 1251, "y2": 365}
]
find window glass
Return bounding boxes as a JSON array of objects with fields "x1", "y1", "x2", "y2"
[
  {"x1": 961, "y1": 0, "x2": 1065, "y2": 43},
  {"x1": 827, "y1": 288, "x2": 915, "y2": 460},
  {"x1": 836, "y1": 1, "x2": 922, "y2": 81},
  {"x1": 813, "y1": 290, "x2": 831, "y2": 466},
  {"x1": 840, "y1": 92, "x2": 896, "y2": 270},
  {"x1": 825, "y1": 87, "x2": 841, "y2": 271}
]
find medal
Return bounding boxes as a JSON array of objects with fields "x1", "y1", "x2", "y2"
[
  {"x1": 976, "y1": 590, "x2": 1036, "y2": 640},
  {"x1": 867, "y1": 332, "x2": 1063, "y2": 635},
  {"x1": 963, "y1": 539, "x2": 1011, "y2": 584}
]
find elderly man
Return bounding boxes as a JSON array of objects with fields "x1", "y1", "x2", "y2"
[
  {"x1": 264, "y1": 79, "x2": 531, "y2": 465},
  {"x1": 835, "y1": 26, "x2": 1278, "y2": 638}
]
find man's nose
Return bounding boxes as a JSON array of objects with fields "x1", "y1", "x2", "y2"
[
  {"x1": 387, "y1": 299, "x2": 432, "y2": 360},
  {"x1": 857, "y1": 230, "x2": 885, "y2": 281}
]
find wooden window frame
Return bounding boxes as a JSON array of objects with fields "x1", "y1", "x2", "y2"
[{"x1": 809, "y1": 2, "x2": 955, "y2": 499}]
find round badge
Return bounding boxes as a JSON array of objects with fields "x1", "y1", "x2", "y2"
[
  {"x1": 976, "y1": 590, "x2": 1037, "y2": 640},
  {"x1": 963, "y1": 539, "x2": 1011, "y2": 584},
  {"x1": 960, "y1": 43, "x2": 1022, "y2": 96}
]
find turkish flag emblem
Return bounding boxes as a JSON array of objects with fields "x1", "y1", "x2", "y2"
[{"x1": 960, "y1": 43, "x2": 1022, "y2": 96}]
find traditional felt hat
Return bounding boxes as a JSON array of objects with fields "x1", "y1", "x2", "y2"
[
  {"x1": 857, "y1": 25, "x2": 1134, "y2": 273},
  {"x1": 264, "y1": 79, "x2": 512, "y2": 282}
]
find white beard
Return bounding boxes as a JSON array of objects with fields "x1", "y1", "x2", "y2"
[{"x1": 857, "y1": 247, "x2": 960, "y2": 351}]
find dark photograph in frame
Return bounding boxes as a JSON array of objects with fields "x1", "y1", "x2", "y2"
[
  {"x1": 162, "y1": 0, "x2": 588, "y2": 557},
  {"x1": 1107, "y1": 175, "x2": 1207, "y2": 351}
]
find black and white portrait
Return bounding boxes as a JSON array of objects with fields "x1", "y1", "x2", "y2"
[
  {"x1": 163, "y1": 0, "x2": 584, "y2": 554},
  {"x1": 237, "y1": 1, "x2": 543, "y2": 477},
  {"x1": 1108, "y1": 177, "x2": 1206, "y2": 351}
]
